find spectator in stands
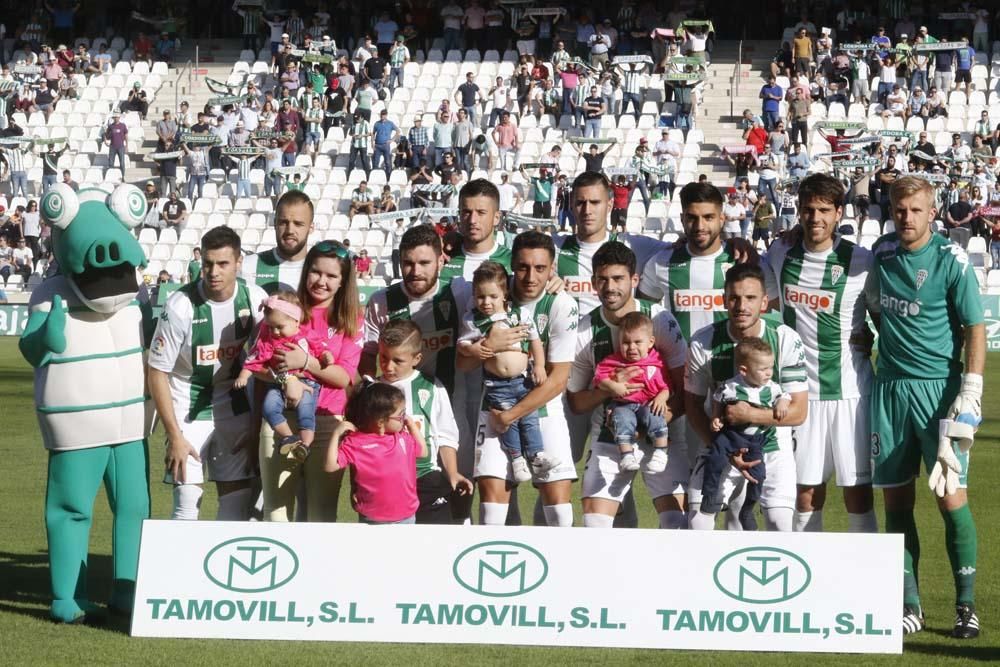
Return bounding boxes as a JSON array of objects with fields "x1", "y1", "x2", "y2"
[
  {"x1": 141, "y1": 180, "x2": 162, "y2": 235},
  {"x1": 653, "y1": 131, "x2": 679, "y2": 198},
  {"x1": 946, "y1": 189, "x2": 975, "y2": 249},
  {"x1": 759, "y1": 75, "x2": 783, "y2": 131},
  {"x1": 441, "y1": 0, "x2": 464, "y2": 54},
  {"x1": 372, "y1": 109, "x2": 399, "y2": 179},
  {"x1": 353, "y1": 79, "x2": 377, "y2": 123},
  {"x1": 388, "y1": 36, "x2": 409, "y2": 93},
  {"x1": 589, "y1": 23, "x2": 612, "y2": 69},
  {"x1": 431, "y1": 110, "x2": 456, "y2": 169},
  {"x1": 757, "y1": 144, "x2": 779, "y2": 207},
  {"x1": 721, "y1": 189, "x2": 746, "y2": 241},
  {"x1": 792, "y1": 27, "x2": 812, "y2": 75},
  {"x1": 362, "y1": 49, "x2": 388, "y2": 94},
  {"x1": 972, "y1": 135, "x2": 993, "y2": 165},
  {"x1": 882, "y1": 84, "x2": 907, "y2": 119},
  {"x1": 874, "y1": 157, "x2": 900, "y2": 223},
  {"x1": 452, "y1": 108, "x2": 475, "y2": 175},
  {"x1": 0, "y1": 236, "x2": 12, "y2": 285},
  {"x1": 407, "y1": 116, "x2": 429, "y2": 169},
  {"x1": 61, "y1": 169, "x2": 77, "y2": 191},
  {"x1": 155, "y1": 139, "x2": 179, "y2": 196},
  {"x1": 522, "y1": 165, "x2": 555, "y2": 219},
  {"x1": 40, "y1": 141, "x2": 66, "y2": 194},
  {"x1": 582, "y1": 86, "x2": 604, "y2": 139},
  {"x1": 348, "y1": 112, "x2": 373, "y2": 179},
  {"x1": 21, "y1": 199, "x2": 40, "y2": 261},
  {"x1": 746, "y1": 119, "x2": 768, "y2": 154},
  {"x1": 354, "y1": 248, "x2": 374, "y2": 280},
  {"x1": 932, "y1": 43, "x2": 956, "y2": 92},
  {"x1": 906, "y1": 86, "x2": 927, "y2": 120},
  {"x1": 955, "y1": 38, "x2": 975, "y2": 97},
  {"x1": 455, "y1": 72, "x2": 482, "y2": 127},
  {"x1": 160, "y1": 190, "x2": 187, "y2": 232},
  {"x1": 104, "y1": 111, "x2": 128, "y2": 172},
  {"x1": 133, "y1": 31, "x2": 153, "y2": 65},
  {"x1": 155, "y1": 32, "x2": 175, "y2": 63},
  {"x1": 537, "y1": 78, "x2": 561, "y2": 118},
  {"x1": 156, "y1": 110, "x2": 177, "y2": 152},
  {"x1": 786, "y1": 87, "x2": 810, "y2": 147},
  {"x1": 409, "y1": 160, "x2": 434, "y2": 206},
  {"x1": 234, "y1": 0, "x2": 264, "y2": 54},
  {"x1": 739, "y1": 108, "x2": 763, "y2": 140},
  {"x1": 12, "y1": 237, "x2": 31, "y2": 282},
  {"x1": 925, "y1": 85, "x2": 948, "y2": 118},
  {"x1": 487, "y1": 76, "x2": 511, "y2": 128},
  {"x1": 349, "y1": 180, "x2": 375, "y2": 220},
  {"x1": 118, "y1": 82, "x2": 148, "y2": 119},
  {"x1": 787, "y1": 142, "x2": 810, "y2": 179},
  {"x1": 617, "y1": 61, "x2": 645, "y2": 121},
  {"x1": 492, "y1": 111, "x2": 519, "y2": 172},
  {"x1": 32, "y1": 81, "x2": 57, "y2": 122},
  {"x1": 376, "y1": 185, "x2": 397, "y2": 215},
  {"x1": 573, "y1": 141, "x2": 613, "y2": 173},
  {"x1": 180, "y1": 140, "x2": 209, "y2": 201}
]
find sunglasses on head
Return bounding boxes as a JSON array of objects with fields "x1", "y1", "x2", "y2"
[{"x1": 314, "y1": 240, "x2": 350, "y2": 259}]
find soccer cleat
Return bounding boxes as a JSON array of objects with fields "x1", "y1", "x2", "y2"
[
  {"x1": 952, "y1": 604, "x2": 980, "y2": 639},
  {"x1": 619, "y1": 452, "x2": 640, "y2": 472},
  {"x1": 902, "y1": 605, "x2": 925, "y2": 635},
  {"x1": 510, "y1": 456, "x2": 533, "y2": 483},
  {"x1": 646, "y1": 448, "x2": 669, "y2": 473}
]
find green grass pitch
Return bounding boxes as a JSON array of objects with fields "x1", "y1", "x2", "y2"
[{"x1": 1, "y1": 337, "x2": 998, "y2": 664}]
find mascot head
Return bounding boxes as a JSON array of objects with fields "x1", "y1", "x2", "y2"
[{"x1": 41, "y1": 184, "x2": 148, "y2": 313}]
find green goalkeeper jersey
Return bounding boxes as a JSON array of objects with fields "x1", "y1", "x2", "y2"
[{"x1": 867, "y1": 232, "x2": 983, "y2": 380}]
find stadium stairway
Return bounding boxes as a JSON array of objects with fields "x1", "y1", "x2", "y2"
[{"x1": 697, "y1": 40, "x2": 777, "y2": 185}]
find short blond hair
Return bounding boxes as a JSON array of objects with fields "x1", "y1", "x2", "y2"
[{"x1": 889, "y1": 175, "x2": 935, "y2": 208}]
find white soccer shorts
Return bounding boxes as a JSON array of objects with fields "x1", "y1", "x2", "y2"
[
  {"x1": 474, "y1": 407, "x2": 578, "y2": 484},
  {"x1": 687, "y1": 446, "x2": 797, "y2": 513},
  {"x1": 163, "y1": 414, "x2": 253, "y2": 485},
  {"x1": 793, "y1": 397, "x2": 872, "y2": 487}
]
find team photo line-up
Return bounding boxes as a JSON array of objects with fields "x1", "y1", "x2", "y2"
[{"x1": 27, "y1": 169, "x2": 983, "y2": 638}]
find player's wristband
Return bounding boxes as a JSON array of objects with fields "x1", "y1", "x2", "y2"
[{"x1": 960, "y1": 373, "x2": 983, "y2": 398}]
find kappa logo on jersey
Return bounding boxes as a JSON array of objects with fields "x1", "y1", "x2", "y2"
[
  {"x1": 673, "y1": 289, "x2": 726, "y2": 312},
  {"x1": 915, "y1": 268, "x2": 928, "y2": 290},
  {"x1": 943, "y1": 243, "x2": 971, "y2": 272},
  {"x1": 422, "y1": 329, "x2": 453, "y2": 352},
  {"x1": 784, "y1": 285, "x2": 836, "y2": 313},
  {"x1": 196, "y1": 342, "x2": 245, "y2": 364},
  {"x1": 830, "y1": 265, "x2": 844, "y2": 285},
  {"x1": 880, "y1": 293, "x2": 921, "y2": 317}
]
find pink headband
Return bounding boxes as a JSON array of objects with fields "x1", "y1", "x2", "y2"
[{"x1": 261, "y1": 296, "x2": 302, "y2": 322}]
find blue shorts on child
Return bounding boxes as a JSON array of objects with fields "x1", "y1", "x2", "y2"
[
  {"x1": 262, "y1": 378, "x2": 320, "y2": 432},
  {"x1": 609, "y1": 401, "x2": 669, "y2": 446},
  {"x1": 483, "y1": 371, "x2": 543, "y2": 460}
]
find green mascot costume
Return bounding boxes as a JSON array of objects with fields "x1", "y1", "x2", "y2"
[{"x1": 19, "y1": 183, "x2": 152, "y2": 623}]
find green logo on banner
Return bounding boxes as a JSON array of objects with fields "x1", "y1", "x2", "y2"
[
  {"x1": 713, "y1": 547, "x2": 811, "y2": 604},
  {"x1": 453, "y1": 541, "x2": 548, "y2": 597},
  {"x1": 203, "y1": 537, "x2": 299, "y2": 593}
]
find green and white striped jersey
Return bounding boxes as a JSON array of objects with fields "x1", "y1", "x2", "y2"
[
  {"x1": 685, "y1": 318, "x2": 808, "y2": 452},
  {"x1": 763, "y1": 238, "x2": 875, "y2": 400},
  {"x1": 637, "y1": 243, "x2": 735, "y2": 342},
  {"x1": 363, "y1": 279, "x2": 472, "y2": 394},
  {"x1": 568, "y1": 299, "x2": 687, "y2": 442},
  {"x1": 240, "y1": 248, "x2": 305, "y2": 295},
  {"x1": 389, "y1": 370, "x2": 459, "y2": 477},
  {"x1": 439, "y1": 238, "x2": 512, "y2": 286},
  {"x1": 713, "y1": 377, "x2": 789, "y2": 448},
  {"x1": 148, "y1": 281, "x2": 267, "y2": 422},
  {"x1": 553, "y1": 232, "x2": 667, "y2": 315}
]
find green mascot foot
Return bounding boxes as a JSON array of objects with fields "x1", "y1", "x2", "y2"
[
  {"x1": 52, "y1": 599, "x2": 106, "y2": 625},
  {"x1": 108, "y1": 580, "x2": 137, "y2": 617}
]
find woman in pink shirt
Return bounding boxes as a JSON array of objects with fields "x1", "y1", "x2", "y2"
[
  {"x1": 325, "y1": 381, "x2": 427, "y2": 524},
  {"x1": 255, "y1": 240, "x2": 363, "y2": 522}
]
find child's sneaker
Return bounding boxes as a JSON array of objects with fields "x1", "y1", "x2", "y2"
[
  {"x1": 278, "y1": 434, "x2": 303, "y2": 457},
  {"x1": 646, "y1": 448, "x2": 669, "y2": 473},
  {"x1": 510, "y1": 456, "x2": 533, "y2": 483},
  {"x1": 290, "y1": 442, "x2": 311, "y2": 463},
  {"x1": 619, "y1": 452, "x2": 640, "y2": 472},
  {"x1": 529, "y1": 451, "x2": 561, "y2": 475}
]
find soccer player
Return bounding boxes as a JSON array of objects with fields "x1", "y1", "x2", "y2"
[
  {"x1": 761, "y1": 173, "x2": 878, "y2": 533},
  {"x1": 439, "y1": 179, "x2": 513, "y2": 285},
  {"x1": 361, "y1": 224, "x2": 474, "y2": 518},
  {"x1": 866, "y1": 175, "x2": 985, "y2": 638},
  {"x1": 636, "y1": 181, "x2": 744, "y2": 527},
  {"x1": 148, "y1": 226, "x2": 268, "y2": 520},
  {"x1": 241, "y1": 190, "x2": 316, "y2": 294},
  {"x1": 460, "y1": 231, "x2": 579, "y2": 527},
  {"x1": 567, "y1": 242, "x2": 689, "y2": 528},
  {"x1": 684, "y1": 264, "x2": 808, "y2": 531}
]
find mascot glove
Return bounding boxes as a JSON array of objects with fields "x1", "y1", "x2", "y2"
[
  {"x1": 928, "y1": 419, "x2": 963, "y2": 498},
  {"x1": 946, "y1": 373, "x2": 983, "y2": 439}
]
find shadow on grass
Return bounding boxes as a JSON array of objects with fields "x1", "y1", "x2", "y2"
[
  {"x1": 905, "y1": 639, "x2": 1000, "y2": 661},
  {"x1": 0, "y1": 550, "x2": 129, "y2": 633}
]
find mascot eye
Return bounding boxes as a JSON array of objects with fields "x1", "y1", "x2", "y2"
[
  {"x1": 108, "y1": 184, "x2": 148, "y2": 229},
  {"x1": 40, "y1": 183, "x2": 80, "y2": 230}
]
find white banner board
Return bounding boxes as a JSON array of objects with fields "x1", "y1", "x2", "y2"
[{"x1": 132, "y1": 521, "x2": 902, "y2": 653}]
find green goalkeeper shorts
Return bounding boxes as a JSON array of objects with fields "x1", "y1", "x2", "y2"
[{"x1": 869, "y1": 376, "x2": 969, "y2": 488}]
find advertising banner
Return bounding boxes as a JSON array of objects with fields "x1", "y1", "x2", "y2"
[{"x1": 132, "y1": 522, "x2": 903, "y2": 653}]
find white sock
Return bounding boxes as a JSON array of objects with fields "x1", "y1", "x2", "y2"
[
  {"x1": 847, "y1": 510, "x2": 878, "y2": 533},
  {"x1": 793, "y1": 509, "x2": 823, "y2": 532},
  {"x1": 217, "y1": 487, "x2": 253, "y2": 521},
  {"x1": 582, "y1": 512, "x2": 614, "y2": 528},
  {"x1": 172, "y1": 484, "x2": 203, "y2": 520},
  {"x1": 479, "y1": 502, "x2": 509, "y2": 526},
  {"x1": 688, "y1": 507, "x2": 717, "y2": 530},
  {"x1": 658, "y1": 510, "x2": 687, "y2": 529},
  {"x1": 764, "y1": 507, "x2": 794, "y2": 532},
  {"x1": 543, "y1": 503, "x2": 574, "y2": 527}
]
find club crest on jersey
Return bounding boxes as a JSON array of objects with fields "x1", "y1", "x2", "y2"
[
  {"x1": 721, "y1": 262, "x2": 734, "y2": 275},
  {"x1": 830, "y1": 265, "x2": 843, "y2": 285},
  {"x1": 418, "y1": 388, "x2": 431, "y2": 409},
  {"x1": 437, "y1": 300, "x2": 451, "y2": 320},
  {"x1": 535, "y1": 314, "x2": 549, "y2": 334},
  {"x1": 915, "y1": 268, "x2": 928, "y2": 290}
]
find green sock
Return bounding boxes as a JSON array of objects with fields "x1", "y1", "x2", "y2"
[
  {"x1": 886, "y1": 509, "x2": 921, "y2": 608},
  {"x1": 941, "y1": 504, "x2": 977, "y2": 605}
]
